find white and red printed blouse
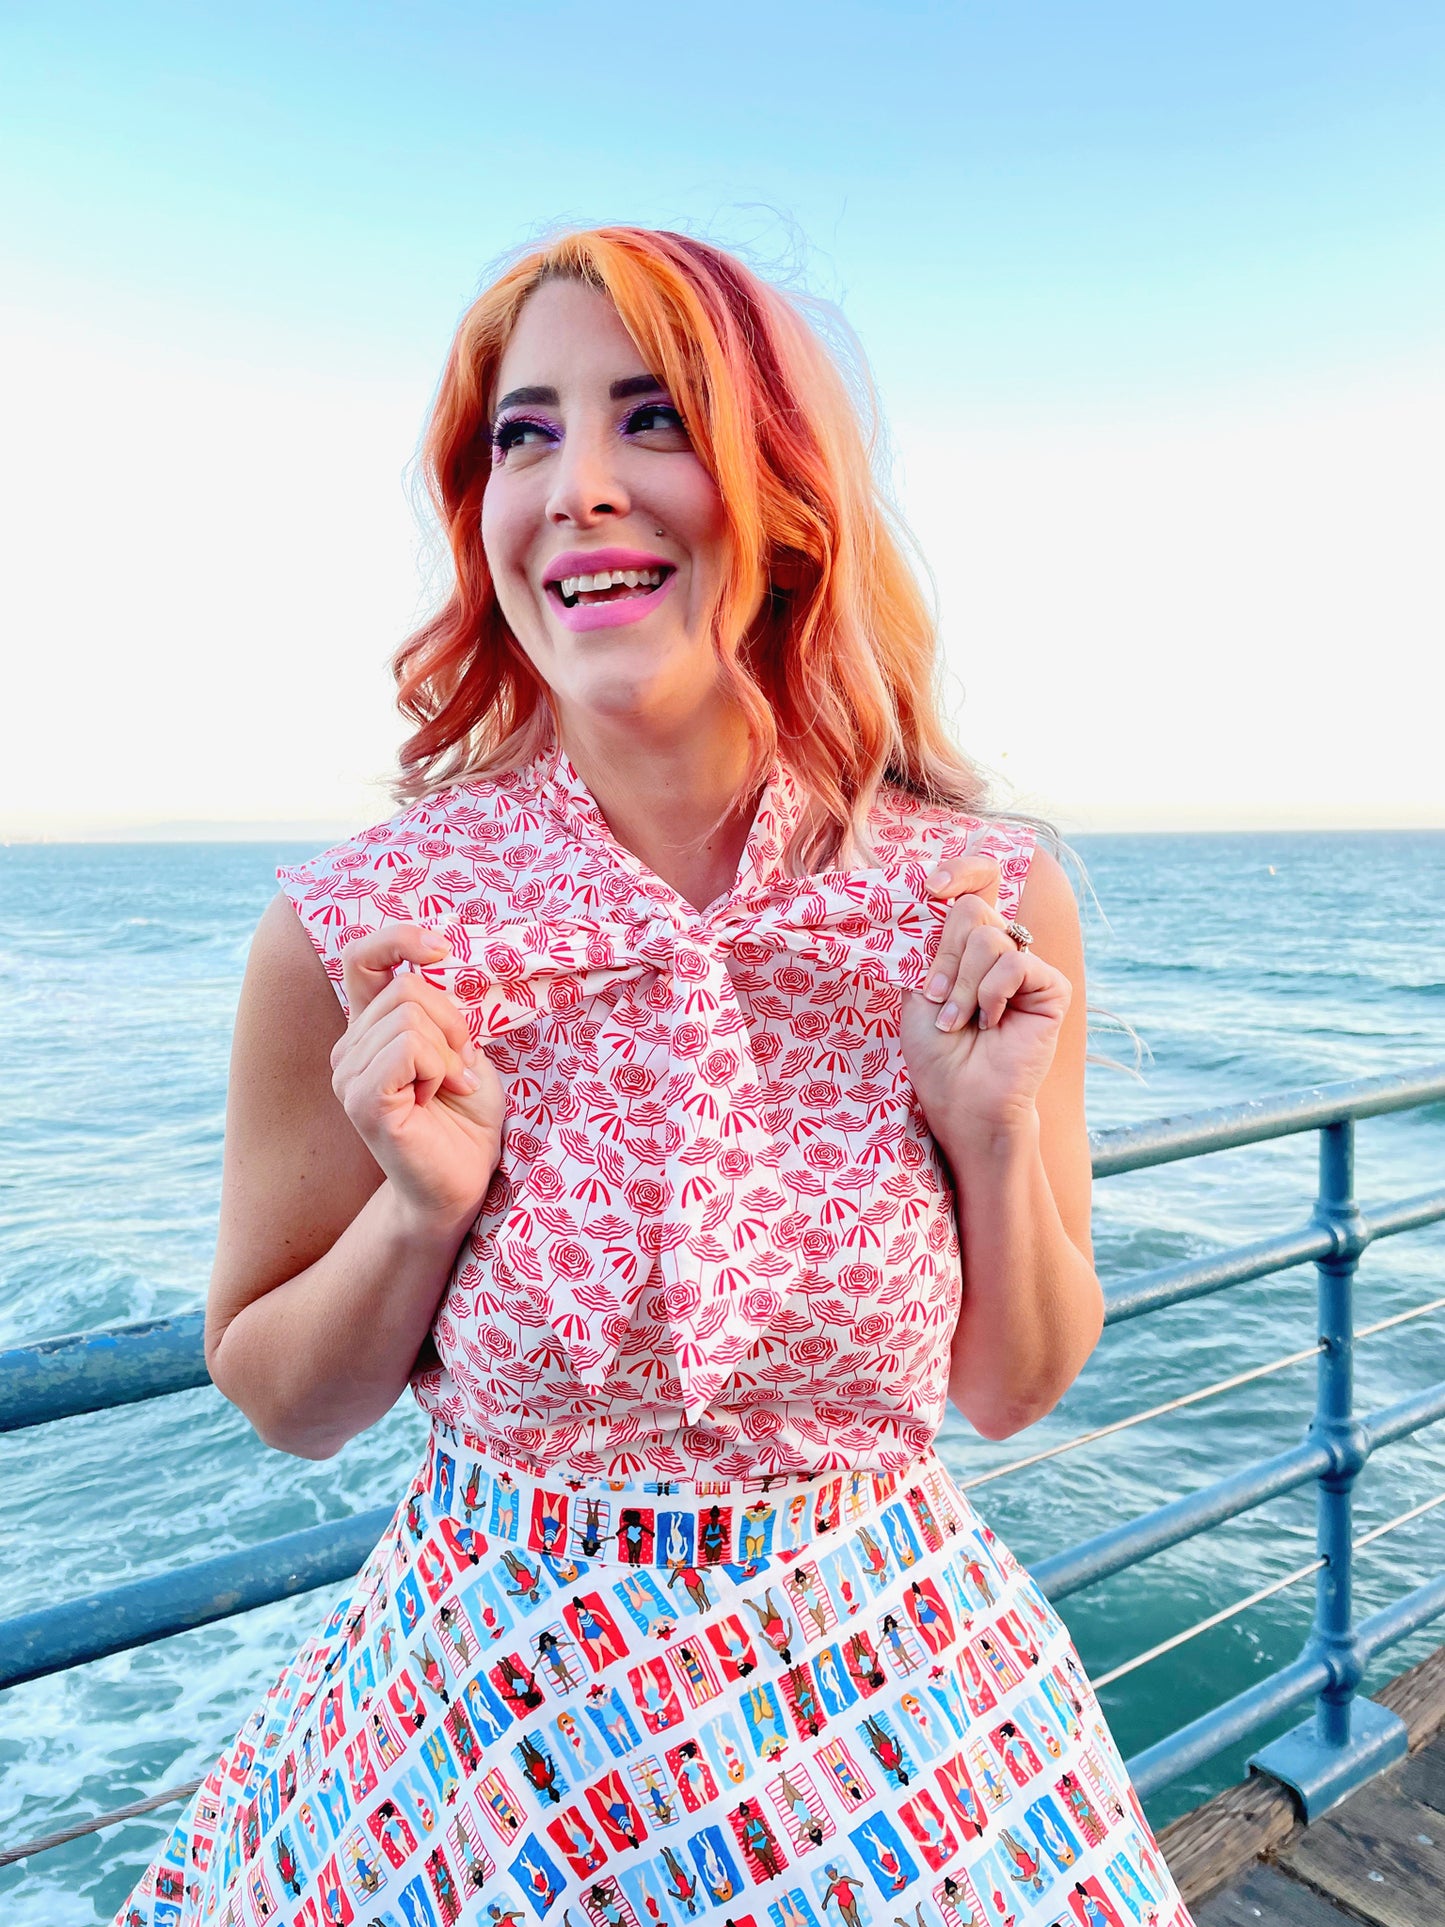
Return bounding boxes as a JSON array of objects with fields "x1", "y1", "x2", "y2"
[{"x1": 278, "y1": 746, "x2": 1035, "y2": 1482}]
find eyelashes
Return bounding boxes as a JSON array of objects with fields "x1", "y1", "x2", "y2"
[
  {"x1": 488, "y1": 402, "x2": 688, "y2": 462},
  {"x1": 488, "y1": 413, "x2": 554, "y2": 458}
]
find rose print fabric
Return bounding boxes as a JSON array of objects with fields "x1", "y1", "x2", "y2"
[
  {"x1": 116, "y1": 744, "x2": 1197, "y2": 1922},
  {"x1": 273, "y1": 747, "x2": 1038, "y2": 1479}
]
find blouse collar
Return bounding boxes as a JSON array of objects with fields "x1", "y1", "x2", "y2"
[{"x1": 522, "y1": 735, "x2": 806, "y2": 917}]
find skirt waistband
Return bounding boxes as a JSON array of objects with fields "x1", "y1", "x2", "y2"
[{"x1": 419, "y1": 1423, "x2": 927, "y2": 1573}]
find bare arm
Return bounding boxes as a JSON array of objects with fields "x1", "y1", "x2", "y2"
[
  {"x1": 901, "y1": 846, "x2": 1103, "y2": 1440},
  {"x1": 205, "y1": 896, "x2": 502, "y2": 1459}
]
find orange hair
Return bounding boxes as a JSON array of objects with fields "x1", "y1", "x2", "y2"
[{"x1": 394, "y1": 224, "x2": 997, "y2": 871}]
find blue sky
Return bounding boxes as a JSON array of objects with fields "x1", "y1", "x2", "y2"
[{"x1": 3, "y1": 2, "x2": 1442, "y2": 832}]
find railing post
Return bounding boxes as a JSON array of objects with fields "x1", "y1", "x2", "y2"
[
  {"x1": 1248, "y1": 1118, "x2": 1407, "y2": 1818},
  {"x1": 1313, "y1": 1119, "x2": 1362, "y2": 1747}
]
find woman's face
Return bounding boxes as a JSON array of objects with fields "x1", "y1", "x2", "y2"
[{"x1": 481, "y1": 276, "x2": 733, "y2": 738}]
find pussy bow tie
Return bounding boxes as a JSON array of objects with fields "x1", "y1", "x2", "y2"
[{"x1": 422, "y1": 867, "x2": 949, "y2": 1422}]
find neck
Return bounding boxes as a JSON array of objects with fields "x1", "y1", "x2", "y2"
[{"x1": 557, "y1": 707, "x2": 760, "y2": 913}]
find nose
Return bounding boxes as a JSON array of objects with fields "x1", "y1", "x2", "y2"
[{"x1": 545, "y1": 419, "x2": 631, "y2": 527}]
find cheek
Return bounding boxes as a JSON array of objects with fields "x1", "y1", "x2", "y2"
[
  {"x1": 480, "y1": 484, "x2": 528, "y2": 589},
  {"x1": 672, "y1": 468, "x2": 729, "y2": 568}
]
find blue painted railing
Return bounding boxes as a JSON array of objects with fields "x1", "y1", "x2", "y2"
[{"x1": 3, "y1": 1063, "x2": 1444, "y2": 1847}]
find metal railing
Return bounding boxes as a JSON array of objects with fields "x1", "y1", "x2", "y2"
[{"x1": 2, "y1": 1062, "x2": 1444, "y2": 1854}]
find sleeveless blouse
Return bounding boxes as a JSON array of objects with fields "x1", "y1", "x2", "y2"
[{"x1": 278, "y1": 750, "x2": 1035, "y2": 1483}]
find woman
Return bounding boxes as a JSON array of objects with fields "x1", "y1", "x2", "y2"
[{"x1": 118, "y1": 226, "x2": 1193, "y2": 1925}]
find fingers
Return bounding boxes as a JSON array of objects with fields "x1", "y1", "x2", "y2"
[
  {"x1": 922, "y1": 882, "x2": 1005, "y2": 1007},
  {"x1": 335, "y1": 999, "x2": 477, "y2": 1107},
  {"x1": 332, "y1": 933, "x2": 480, "y2": 1116},
  {"x1": 340, "y1": 922, "x2": 451, "y2": 1019},
  {"x1": 333, "y1": 970, "x2": 476, "y2": 1071},
  {"x1": 350, "y1": 1027, "x2": 455, "y2": 1117},
  {"x1": 924, "y1": 855, "x2": 1001, "y2": 908},
  {"x1": 928, "y1": 923, "x2": 1027, "y2": 1033}
]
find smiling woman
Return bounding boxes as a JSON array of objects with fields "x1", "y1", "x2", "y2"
[
  {"x1": 476, "y1": 278, "x2": 734, "y2": 784},
  {"x1": 115, "y1": 226, "x2": 1195, "y2": 1926}
]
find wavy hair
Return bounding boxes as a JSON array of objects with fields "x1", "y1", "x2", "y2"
[{"x1": 393, "y1": 224, "x2": 1021, "y2": 872}]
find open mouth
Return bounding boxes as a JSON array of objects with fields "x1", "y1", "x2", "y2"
[{"x1": 546, "y1": 565, "x2": 675, "y2": 611}]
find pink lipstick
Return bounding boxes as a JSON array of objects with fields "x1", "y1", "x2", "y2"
[{"x1": 541, "y1": 547, "x2": 677, "y2": 633}]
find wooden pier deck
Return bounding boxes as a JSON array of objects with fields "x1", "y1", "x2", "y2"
[{"x1": 1160, "y1": 1645, "x2": 1445, "y2": 1925}]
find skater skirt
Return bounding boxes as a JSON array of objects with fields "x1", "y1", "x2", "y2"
[{"x1": 117, "y1": 1428, "x2": 1194, "y2": 1927}]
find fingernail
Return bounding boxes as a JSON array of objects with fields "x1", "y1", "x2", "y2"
[
  {"x1": 925, "y1": 973, "x2": 950, "y2": 1001},
  {"x1": 925, "y1": 865, "x2": 951, "y2": 890},
  {"x1": 459, "y1": 1068, "x2": 479, "y2": 1092},
  {"x1": 976, "y1": 1008, "x2": 988, "y2": 1030},
  {"x1": 936, "y1": 1002, "x2": 959, "y2": 1032}
]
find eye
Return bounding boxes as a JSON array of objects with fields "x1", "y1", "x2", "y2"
[
  {"x1": 623, "y1": 402, "x2": 690, "y2": 442},
  {"x1": 489, "y1": 415, "x2": 556, "y2": 461}
]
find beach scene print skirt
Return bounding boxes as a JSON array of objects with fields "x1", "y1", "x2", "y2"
[{"x1": 117, "y1": 1430, "x2": 1195, "y2": 1927}]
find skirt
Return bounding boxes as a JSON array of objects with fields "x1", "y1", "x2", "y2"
[{"x1": 116, "y1": 1427, "x2": 1195, "y2": 1927}]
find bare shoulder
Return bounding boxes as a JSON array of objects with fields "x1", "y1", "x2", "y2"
[
  {"x1": 245, "y1": 890, "x2": 350, "y2": 1026},
  {"x1": 1015, "y1": 843, "x2": 1084, "y2": 976},
  {"x1": 205, "y1": 895, "x2": 380, "y2": 1370}
]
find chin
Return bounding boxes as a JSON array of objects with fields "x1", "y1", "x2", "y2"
[{"x1": 562, "y1": 643, "x2": 714, "y2": 724}]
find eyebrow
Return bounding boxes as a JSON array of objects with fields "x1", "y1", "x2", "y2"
[{"x1": 492, "y1": 373, "x2": 669, "y2": 415}]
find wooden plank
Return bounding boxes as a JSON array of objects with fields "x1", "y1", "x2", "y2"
[
  {"x1": 1275, "y1": 1775, "x2": 1445, "y2": 1927},
  {"x1": 1374, "y1": 1641, "x2": 1445, "y2": 1750},
  {"x1": 1396, "y1": 1732, "x2": 1445, "y2": 1817},
  {"x1": 1158, "y1": 1641, "x2": 1445, "y2": 1907},
  {"x1": 1195, "y1": 1861, "x2": 1368, "y2": 1926},
  {"x1": 1157, "y1": 1771, "x2": 1303, "y2": 1906}
]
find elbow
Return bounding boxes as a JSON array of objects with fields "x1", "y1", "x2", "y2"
[
  {"x1": 245, "y1": 1385, "x2": 354, "y2": 1460},
  {"x1": 957, "y1": 1316, "x2": 1105, "y2": 1442},
  {"x1": 208, "y1": 1327, "x2": 348, "y2": 1460},
  {"x1": 964, "y1": 1393, "x2": 1060, "y2": 1442},
  {"x1": 257, "y1": 1420, "x2": 349, "y2": 1461}
]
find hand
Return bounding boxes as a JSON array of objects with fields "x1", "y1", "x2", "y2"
[
  {"x1": 899, "y1": 856, "x2": 1072, "y2": 1150},
  {"x1": 332, "y1": 923, "x2": 505, "y2": 1231}
]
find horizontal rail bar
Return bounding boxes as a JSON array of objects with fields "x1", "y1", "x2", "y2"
[
  {"x1": 16, "y1": 1564, "x2": 1441, "y2": 1865},
  {"x1": 1363, "y1": 1379, "x2": 1445, "y2": 1455},
  {"x1": 1103, "y1": 1223, "x2": 1334, "y2": 1324},
  {"x1": 5, "y1": 1384, "x2": 1441, "y2": 1690},
  {"x1": 1090, "y1": 1064, "x2": 1445, "y2": 1177},
  {"x1": 1366, "y1": 1186, "x2": 1445, "y2": 1244},
  {"x1": 1036, "y1": 1438, "x2": 1331, "y2": 1599},
  {"x1": 1093, "y1": 1490, "x2": 1445, "y2": 1691},
  {"x1": 8, "y1": 1186, "x2": 1438, "y2": 1436},
  {"x1": 0, "y1": 1313, "x2": 209, "y2": 1433},
  {"x1": 1104, "y1": 1185, "x2": 1445, "y2": 1324},
  {"x1": 962, "y1": 1344, "x2": 1322, "y2": 1492},
  {"x1": 0, "y1": 1506, "x2": 394, "y2": 1691},
  {"x1": 8, "y1": 1383, "x2": 1422, "y2": 1692},
  {"x1": 3, "y1": 1064, "x2": 1439, "y2": 1435},
  {"x1": 1355, "y1": 1568, "x2": 1445, "y2": 1661},
  {"x1": 1124, "y1": 1568, "x2": 1445, "y2": 1798},
  {"x1": 1036, "y1": 1374, "x2": 1445, "y2": 1600},
  {"x1": 1126, "y1": 1653, "x2": 1331, "y2": 1798}
]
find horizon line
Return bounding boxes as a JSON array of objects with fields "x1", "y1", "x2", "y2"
[{"x1": 5, "y1": 816, "x2": 1445, "y2": 846}]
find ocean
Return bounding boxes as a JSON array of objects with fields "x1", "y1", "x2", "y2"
[{"x1": 2, "y1": 830, "x2": 1443, "y2": 1923}]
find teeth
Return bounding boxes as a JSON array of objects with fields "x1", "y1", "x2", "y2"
[{"x1": 557, "y1": 567, "x2": 665, "y2": 599}]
